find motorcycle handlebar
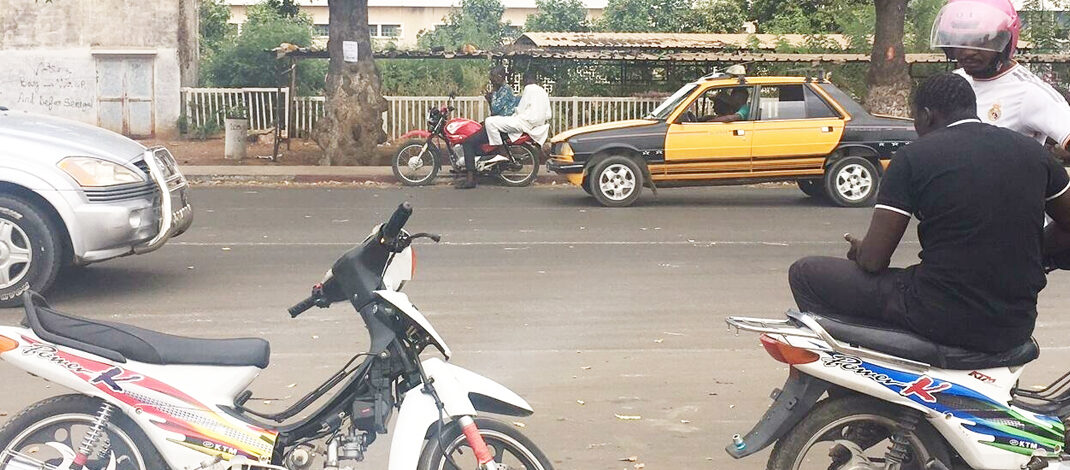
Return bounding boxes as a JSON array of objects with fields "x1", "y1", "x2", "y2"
[
  {"x1": 381, "y1": 202, "x2": 413, "y2": 241},
  {"x1": 288, "y1": 295, "x2": 317, "y2": 318}
]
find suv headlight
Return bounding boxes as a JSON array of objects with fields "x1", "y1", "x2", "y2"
[{"x1": 58, "y1": 157, "x2": 144, "y2": 187}]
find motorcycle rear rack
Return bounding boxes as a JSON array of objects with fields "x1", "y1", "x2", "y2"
[
  {"x1": 726, "y1": 310, "x2": 931, "y2": 372},
  {"x1": 1012, "y1": 369, "x2": 1070, "y2": 417}
]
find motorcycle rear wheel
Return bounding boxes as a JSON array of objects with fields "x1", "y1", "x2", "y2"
[
  {"x1": 0, "y1": 394, "x2": 167, "y2": 470},
  {"x1": 496, "y1": 145, "x2": 541, "y2": 187},
  {"x1": 768, "y1": 395, "x2": 951, "y2": 470},
  {"x1": 417, "y1": 417, "x2": 554, "y2": 470},
  {"x1": 393, "y1": 139, "x2": 441, "y2": 186}
]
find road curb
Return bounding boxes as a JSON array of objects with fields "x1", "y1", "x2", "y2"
[{"x1": 185, "y1": 173, "x2": 568, "y2": 186}]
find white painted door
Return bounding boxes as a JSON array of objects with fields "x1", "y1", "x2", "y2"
[{"x1": 96, "y1": 57, "x2": 155, "y2": 138}]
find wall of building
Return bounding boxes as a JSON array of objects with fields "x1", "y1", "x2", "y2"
[{"x1": 0, "y1": 0, "x2": 196, "y2": 137}]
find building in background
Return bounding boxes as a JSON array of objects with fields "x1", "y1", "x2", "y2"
[
  {"x1": 0, "y1": 0, "x2": 198, "y2": 138},
  {"x1": 224, "y1": 0, "x2": 608, "y2": 49}
]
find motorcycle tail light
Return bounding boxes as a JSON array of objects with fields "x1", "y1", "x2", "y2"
[
  {"x1": 411, "y1": 247, "x2": 417, "y2": 280},
  {"x1": 0, "y1": 335, "x2": 18, "y2": 353},
  {"x1": 760, "y1": 334, "x2": 818, "y2": 365}
]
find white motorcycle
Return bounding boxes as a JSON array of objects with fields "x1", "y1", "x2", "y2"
[
  {"x1": 0, "y1": 202, "x2": 553, "y2": 470},
  {"x1": 725, "y1": 310, "x2": 1069, "y2": 470}
]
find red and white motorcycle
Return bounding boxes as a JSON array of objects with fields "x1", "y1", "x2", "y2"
[
  {"x1": 391, "y1": 97, "x2": 542, "y2": 187},
  {"x1": 0, "y1": 203, "x2": 553, "y2": 470}
]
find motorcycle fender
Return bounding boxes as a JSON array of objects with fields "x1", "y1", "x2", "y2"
[
  {"x1": 388, "y1": 358, "x2": 534, "y2": 470},
  {"x1": 725, "y1": 369, "x2": 829, "y2": 459}
]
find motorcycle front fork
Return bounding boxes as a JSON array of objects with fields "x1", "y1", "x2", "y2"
[{"x1": 457, "y1": 415, "x2": 503, "y2": 470}]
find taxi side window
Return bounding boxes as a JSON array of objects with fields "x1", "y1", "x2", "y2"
[
  {"x1": 759, "y1": 85, "x2": 840, "y2": 120},
  {"x1": 758, "y1": 85, "x2": 807, "y2": 120},
  {"x1": 804, "y1": 86, "x2": 840, "y2": 119},
  {"x1": 681, "y1": 86, "x2": 753, "y2": 122}
]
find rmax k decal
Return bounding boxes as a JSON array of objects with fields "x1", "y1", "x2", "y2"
[
  {"x1": 899, "y1": 376, "x2": 951, "y2": 403},
  {"x1": 91, "y1": 367, "x2": 143, "y2": 393}
]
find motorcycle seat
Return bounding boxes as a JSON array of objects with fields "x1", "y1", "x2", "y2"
[
  {"x1": 793, "y1": 310, "x2": 1038, "y2": 370},
  {"x1": 21, "y1": 292, "x2": 270, "y2": 369}
]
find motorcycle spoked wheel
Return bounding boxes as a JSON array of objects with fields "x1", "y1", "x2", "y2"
[
  {"x1": 393, "y1": 139, "x2": 442, "y2": 186},
  {"x1": 495, "y1": 145, "x2": 541, "y2": 187},
  {"x1": 417, "y1": 418, "x2": 554, "y2": 470},
  {"x1": 0, "y1": 395, "x2": 167, "y2": 470},
  {"x1": 768, "y1": 395, "x2": 951, "y2": 470}
]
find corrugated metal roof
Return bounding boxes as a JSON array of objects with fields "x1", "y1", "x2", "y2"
[
  {"x1": 503, "y1": 49, "x2": 1070, "y2": 64},
  {"x1": 515, "y1": 32, "x2": 853, "y2": 50}
]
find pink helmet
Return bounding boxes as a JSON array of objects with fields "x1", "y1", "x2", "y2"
[{"x1": 931, "y1": 0, "x2": 1021, "y2": 59}]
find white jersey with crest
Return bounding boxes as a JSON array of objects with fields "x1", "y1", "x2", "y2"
[{"x1": 955, "y1": 65, "x2": 1070, "y2": 149}]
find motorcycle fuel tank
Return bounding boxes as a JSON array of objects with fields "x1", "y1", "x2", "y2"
[{"x1": 444, "y1": 118, "x2": 482, "y2": 144}]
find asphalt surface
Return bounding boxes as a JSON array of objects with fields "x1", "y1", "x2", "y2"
[{"x1": 3, "y1": 184, "x2": 1070, "y2": 470}]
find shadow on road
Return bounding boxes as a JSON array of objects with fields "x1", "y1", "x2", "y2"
[
  {"x1": 537, "y1": 188, "x2": 838, "y2": 209},
  {"x1": 45, "y1": 265, "x2": 186, "y2": 305}
]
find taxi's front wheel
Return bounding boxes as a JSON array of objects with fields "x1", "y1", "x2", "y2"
[
  {"x1": 825, "y1": 156, "x2": 879, "y2": 207},
  {"x1": 590, "y1": 156, "x2": 643, "y2": 207}
]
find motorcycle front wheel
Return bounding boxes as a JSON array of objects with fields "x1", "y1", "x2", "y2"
[
  {"x1": 417, "y1": 417, "x2": 554, "y2": 470},
  {"x1": 0, "y1": 395, "x2": 167, "y2": 470},
  {"x1": 768, "y1": 395, "x2": 951, "y2": 470},
  {"x1": 496, "y1": 144, "x2": 541, "y2": 187},
  {"x1": 393, "y1": 139, "x2": 441, "y2": 186}
]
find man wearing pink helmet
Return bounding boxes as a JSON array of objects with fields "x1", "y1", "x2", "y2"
[{"x1": 932, "y1": 0, "x2": 1070, "y2": 151}]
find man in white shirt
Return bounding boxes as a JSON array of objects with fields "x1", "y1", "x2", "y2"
[
  {"x1": 932, "y1": 0, "x2": 1070, "y2": 151},
  {"x1": 457, "y1": 72, "x2": 552, "y2": 189}
]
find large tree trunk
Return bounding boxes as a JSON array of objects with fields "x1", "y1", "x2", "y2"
[
  {"x1": 313, "y1": 0, "x2": 388, "y2": 165},
  {"x1": 865, "y1": 0, "x2": 911, "y2": 117}
]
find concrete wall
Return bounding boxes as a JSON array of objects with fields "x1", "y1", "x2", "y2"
[{"x1": 0, "y1": 0, "x2": 197, "y2": 138}]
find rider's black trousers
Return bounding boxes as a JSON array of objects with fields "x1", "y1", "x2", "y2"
[
  {"x1": 462, "y1": 128, "x2": 489, "y2": 173},
  {"x1": 788, "y1": 256, "x2": 914, "y2": 329}
]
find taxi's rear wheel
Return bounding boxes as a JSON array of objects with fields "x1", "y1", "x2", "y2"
[
  {"x1": 825, "y1": 156, "x2": 879, "y2": 207},
  {"x1": 590, "y1": 156, "x2": 643, "y2": 207}
]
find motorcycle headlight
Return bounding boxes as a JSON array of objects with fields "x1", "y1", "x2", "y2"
[{"x1": 58, "y1": 157, "x2": 144, "y2": 187}]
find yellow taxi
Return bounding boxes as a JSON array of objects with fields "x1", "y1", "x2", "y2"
[{"x1": 547, "y1": 73, "x2": 917, "y2": 207}]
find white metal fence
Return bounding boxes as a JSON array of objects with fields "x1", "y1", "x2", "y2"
[{"x1": 181, "y1": 88, "x2": 663, "y2": 141}]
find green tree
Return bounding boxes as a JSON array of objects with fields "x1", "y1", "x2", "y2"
[
  {"x1": 1021, "y1": 0, "x2": 1070, "y2": 53},
  {"x1": 199, "y1": 0, "x2": 233, "y2": 60},
  {"x1": 597, "y1": 0, "x2": 691, "y2": 32},
  {"x1": 525, "y1": 0, "x2": 590, "y2": 32},
  {"x1": 202, "y1": 3, "x2": 324, "y2": 94},
  {"x1": 683, "y1": 0, "x2": 748, "y2": 33},
  {"x1": 418, "y1": 0, "x2": 512, "y2": 50},
  {"x1": 263, "y1": 0, "x2": 301, "y2": 18}
]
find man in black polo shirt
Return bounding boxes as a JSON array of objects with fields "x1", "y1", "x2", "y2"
[{"x1": 789, "y1": 73, "x2": 1070, "y2": 354}]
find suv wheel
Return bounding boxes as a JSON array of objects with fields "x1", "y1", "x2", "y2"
[
  {"x1": 824, "y1": 157, "x2": 880, "y2": 207},
  {"x1": 0, "y1": 196, "x2": 63, "y2": 307},
  {"x1": 590, "y1": 156, "x2": 643, "y2": 207}
]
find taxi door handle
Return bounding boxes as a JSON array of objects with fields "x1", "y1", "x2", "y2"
[
  {"x1": 732, "y1": 129, "x2": 746, "y2": 136},
  {"x1": 820, "y1": 126, "x2": 834, "y2": 133}
]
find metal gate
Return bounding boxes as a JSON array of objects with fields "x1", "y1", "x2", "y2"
[{"x1": 96, "y1": 56, "x2": 155, "y2": 138}]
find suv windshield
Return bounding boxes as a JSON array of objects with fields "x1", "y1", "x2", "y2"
[{"x1": 645, "y1": 83, "x2": 699, "y2": 120}]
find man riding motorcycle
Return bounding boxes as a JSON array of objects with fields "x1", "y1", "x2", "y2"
[
  {"x1": 932, "y1": 0, "x2": 1070, "y2": 151},
  {"x1": 789, "y1": 73, "x2": 1070, "y2": 354}
]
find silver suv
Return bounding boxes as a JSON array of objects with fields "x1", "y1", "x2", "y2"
[{"x1": 0, "y1": 109, "x2": 193, "y2": 307}]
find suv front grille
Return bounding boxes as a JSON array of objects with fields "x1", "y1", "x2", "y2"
[{"x1": 83, "y1": 182, "x2": 157, "y2": 202}]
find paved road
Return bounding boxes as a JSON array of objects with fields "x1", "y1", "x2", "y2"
[{"x1": 3, "y1": 185, "x2": 1070, "y2": 470}]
